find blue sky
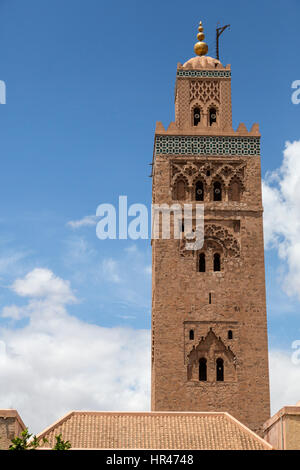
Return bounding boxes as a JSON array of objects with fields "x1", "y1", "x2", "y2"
[{"x1": 0, "y1": 0, "x2": 300, "y2": 432}]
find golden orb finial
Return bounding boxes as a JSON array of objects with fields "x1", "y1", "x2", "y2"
[{"x1": 194, "y1": 20, "x2": 208, "y2": 56}]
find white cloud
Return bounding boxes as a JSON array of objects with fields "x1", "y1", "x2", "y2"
[
  {"x1": 269, "y1": 349, "x2": 300, "y2": 414},
  {"x1": 0, "y1": 268, "x2": 150, "y2": 434},
  {"x1": 61, "y1": 237, "x2": 151, "y2": 311},
  {"x1": 263, "y1": 140, "x2": 300, "y2": 299},
  {"x1": 101, "y1": 258, "x2": 122, "y2": 283},
  {"x1": 67, "y1": 215, "x2": 99, "y2": 229},
  {"x1": 2, "y1": 269, "x2": 300, "y2": 435},
  {"x1": 11, "y1": 268, "x2": 76, "y2": 303},
  {"x1": 2, "y1": 305, "x2": 23, "y2": 321}
]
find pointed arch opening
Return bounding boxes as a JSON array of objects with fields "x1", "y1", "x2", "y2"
[
  {"x1": 213, "y1": 253, "x2": 221, "y2": 272},
  {"x1": 193, "y1": 107, "x2": 201, "y2": 126},
  {"x1": 199, "y1": 357, "x2": 207, "y2": 381},
  {"x1": 198, "y1": 253, "x2": 206, "y2": 272},
  {"x1": 216, "y1": 358, "x2": 224, "y2": 381},
  {"x1": 174, "y1": 178, "x2": 186, "y2": 201},
  {"x1": 229, "y1": 180, "x2": 241, "y2": 202},
  {"x1": 189, "y1": 329, "x2": 194, "y2": 340},
  {"x1": 195, "y1": 180, "x2": 204, "y2": 201},
  {"x1": 209, "y1": 107, "x2": 217, "y2": 126},
  {"x1": 213, "y1": 181, "x2": 222, "y2": 201}
]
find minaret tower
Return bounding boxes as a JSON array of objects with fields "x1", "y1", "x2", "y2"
[{"x1": 151, "y1": 21, "x2": 270, "y2": 435}]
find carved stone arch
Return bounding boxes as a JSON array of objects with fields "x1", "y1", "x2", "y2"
[
  {"x1": 198, "y1": 162, "x2": 214, "y2": 180},
  {"x1": 203, "y1": 237, "x2": 225, "y2": 268},
  {"x1": 190, "y1": 328, "x2": 236, "y2": 360},
  {"x1": 179, "y1": 224, "x2": 240, "y2": 258},
  {"x1": 215, "y1": 164, "x2": 236, "y2": 185},
  {"x1": 192, "y1": 175, "x2": 206, "y2": 201},
  {"x1": 190, "y1": 101, "x2": 203, "y2": 127},
  {"x1": 199, "y1": 238, "x2": 224, "y2": 263},
  {"x1": 228, "y1": 175, "x2": 244, "y2": 202},
  {"x1": 206, "y1": 102, "x2": 219, "y2": 127},
  {"x1": 211, "y1": 177, "x2": 224, "y2": 201},
  {"x1": 187, "y1": 328, "x2": 236, "y2": 382},
  {"x1": 204, "y1": 224, "x2": 240, "y2": 258},
  {"x1": 172, "y1": 175, "x2": 188, "y2": 201},
  {"x1": 197, "y1": 238, "x2": 224, "y2": 272},
  {"x1": 233, "y1": 163, "x2": 246, "y2": 181},
  {"x1": 206, "y1": 101, "x2": 219, "y2": 112},
  {"x1": 171, "y1": 161, "x2": 185, "y2": 179},
  {"x1": 181, "y1": 162, "x2": 199, "y2": 179}
]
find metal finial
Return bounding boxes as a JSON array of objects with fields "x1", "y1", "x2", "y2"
[{"x1": 194, "y1": 20, "x2": 208, "y2": 56}]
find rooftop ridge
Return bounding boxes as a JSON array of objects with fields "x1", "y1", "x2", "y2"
[{"x1": 36, "y1": 411, "x2": 273, "y2": 450}]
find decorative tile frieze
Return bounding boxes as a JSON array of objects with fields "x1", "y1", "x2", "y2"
[
  {"x1": 155, "y1": 135, "x2": 260, "y2": 156},
  {"x1": 177, "y1": 70, "x2": 231, "y2": 78}
]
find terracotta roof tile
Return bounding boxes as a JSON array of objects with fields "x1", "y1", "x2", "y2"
[{"x1": 37, "y1": 411, "x2": 273, "y2": 450}]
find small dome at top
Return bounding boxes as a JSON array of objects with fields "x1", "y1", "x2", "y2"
[{"x1": 182, "y1": 55, "x2": 223, "y2": 69}]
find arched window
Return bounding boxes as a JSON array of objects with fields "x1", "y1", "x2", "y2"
[
  {"x1": 175, "y1": 179, "x2": 186, "y2": 200},
  {"x1": 228, "y1": 330, "x2": 233, "y2": 340},
  {"x1": 199, "y1": 358, "x2": 207, "y2": 381},
  {"x1": 195, "y1": 181, "x2": 204, "y2": 201},
  {"x1": 199, "y1": 253, "x2": 205, "y2": 272},
  {"x1": 229, "y1": 181, "x2": 240, "y2": 202},
  {"x1": 189, "y1": 329, "x2": 194, "y2": 340},
  {"x1": 216, "y1": 358, "x2": 224, "y2": 381},
  {"x1": 209, "y1": 107, "x2": 217, "y2": 126},
  {"x1": 213, "y1": 253, "x2": 221, "y2": 272},
  {"x1": 193, "y1": 107, "x2": 201, "y2": 126},
  {"x1": 213, "y1": 181, "x2": 222, "y2": 201}
]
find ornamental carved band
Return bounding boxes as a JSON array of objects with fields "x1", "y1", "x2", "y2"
[
  {"x1": 171, "y1": 160, "x2": 246, "y2": 191},
  {"x1": 177, "y1": 70, "x2": 231, "y2": 78},
  {"x1": 155, "y1": 136, "x2": 260, "y2": 156}
]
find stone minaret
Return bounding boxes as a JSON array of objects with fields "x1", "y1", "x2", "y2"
[{"x1": 151, "y1": 21, "x2": 270, "y2": 435}]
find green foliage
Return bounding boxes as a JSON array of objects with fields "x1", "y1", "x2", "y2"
[
  {"x1": 9, "y1": 428, "x2": 47, "y2": 450},
  {"x1": 52, "y1": 434, "x2": 71, "y2": 450},
  {"x1": 9, "y1": 428, "x2": 71, "y2": 450}
]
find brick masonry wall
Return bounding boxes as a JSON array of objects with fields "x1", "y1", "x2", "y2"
[
  {"x1": 0, "y1": 415, "x2": 23, "y2": 450},
  {"x1": 175, "y1": 73, "x2": 232, "y2": 130},
  {"x1": 151, "y1": 64, "x2": 270, "y2": 436}
]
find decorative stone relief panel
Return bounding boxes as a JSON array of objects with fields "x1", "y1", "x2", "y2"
[
  {"x1": 179, "y1": 224, "x2": 240, "y2": 258},
  {"x1": 190, "y1": 80, "x2": 220, "y2": 104},
  {"x1": 186, "y1": 328, "x2": 237, "y2": 382},
  {"x1": 220, "y1": 80, "x2": 232, "y2": 128},
  {"x1": 171, "y1": 159, "x2": 246, "y2": 201}
]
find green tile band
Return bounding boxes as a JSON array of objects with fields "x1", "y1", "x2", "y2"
[
  {"x1": 177, "y1": 70, "x2": 231, "y2": 78},
  {"x1": 155, "y1": 135, "x2": 260, "y2": 156}
]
